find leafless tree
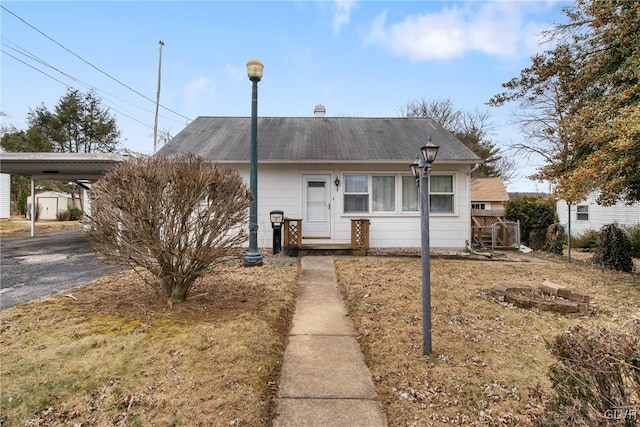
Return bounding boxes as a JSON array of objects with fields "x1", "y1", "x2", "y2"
[
  {"x1": 85, "y1": 154, "x2": 253, "y2": 305},
  {"x1": 399, "y1": 97, "x2": 462, "y2": 130},
  {"x1": 157, "y1": 128, "x2": 173, "y2": 147},
  {"x1": 400, "y1": 97, "x2": 516, "y2": 182}
]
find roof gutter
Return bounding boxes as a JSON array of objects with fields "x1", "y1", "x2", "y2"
[{"x1": 467, "y1": 163, "x2": 481, "y2": 175}]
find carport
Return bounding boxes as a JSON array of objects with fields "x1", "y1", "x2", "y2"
[{"x1": 0, "y1": 152, "x2": 129, "y2": 236}]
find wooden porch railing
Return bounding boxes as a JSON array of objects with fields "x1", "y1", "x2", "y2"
[
  {"x1": 350, "y1": 218, "x2": 370, "y2": 249},
  {"x1": 283, "y1": 218, "x2": 302, "y2": 248}
]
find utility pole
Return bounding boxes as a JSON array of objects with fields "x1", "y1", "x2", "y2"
[{"x1": 153, "y1": 40, "x2": 164, "y2": 154}]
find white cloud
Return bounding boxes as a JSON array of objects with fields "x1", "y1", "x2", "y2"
[
  {"x1": 224, "y1": 64, "x2": 246, "y2": 81},
  {"x1": 333, "y1": 0, "x2": 356, "y2": 35},
  {"x1": 365, "y1": 1, "x2": 554, "y2": 62},
  {"x1": 182, "y1": 76, "x2": 215, "y2": 113}
]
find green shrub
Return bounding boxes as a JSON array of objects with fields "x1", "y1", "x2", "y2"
[
  {"x1": 570, "y1": 229, "x2": 600, "y2": 249},
  {"x1": 535, "y1": 325, "x2": 640, "y2": 427},
  {"x1": 624, "y1": 224, "x2": 640, "y2": 258},
  {"x1": 68, "y1": 206, "x2": 83, "y2": 221},
  {"x1": 17, "y1": 190, "x2": 27, "y2": 216},
  {"x1": 593, "y1": 223, "x2": 633, "y2": 272},
  {"x1": 505, "y1": 196, "x2": 557, "y2": 250}
]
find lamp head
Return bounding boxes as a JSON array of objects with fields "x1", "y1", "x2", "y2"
[
  {"x1": 246, "y1": 57, "x2": 264, "y2": 81},
  {"x1": 410, "y1": 157, "x2": 421, "y2": 179},
  {"x1": 420, "y1": 134, "x2": 439, "y2": 164}
]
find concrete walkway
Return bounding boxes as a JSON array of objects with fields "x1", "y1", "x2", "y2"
[{"x1": 272, "y1": 256, "x2": 387, "y2": 426}]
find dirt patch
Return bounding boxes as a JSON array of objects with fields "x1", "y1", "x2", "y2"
[{"x1": 69, "y1": 266, "x2": 268, "y2": 323}]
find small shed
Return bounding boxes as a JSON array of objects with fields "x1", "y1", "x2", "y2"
[{"x1": 27, "y1": 190, "x2": 75, "y2": 220}]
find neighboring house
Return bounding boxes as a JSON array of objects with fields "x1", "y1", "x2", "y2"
[
  {"x1": 158, "y1": 111, "x2": 481, "y2": 250},
  {"x1": 0, "y1": 147, "x2": 9, "y2": 220},
  {"x1": 26, "y1": 190, "x2": 79, "y2": 220},
  {"x1": 0, "y1": 173, "x2": 10, "y2": 221},
  {"x1": 470, "y1": 177, "x2": 513, "y2": 247},
  {"x1": 470, "y1": 177, "x2": 509, "y2": 211},
  {"x1": 557, "y1": 194, "x2": 640, "y2": 235}
]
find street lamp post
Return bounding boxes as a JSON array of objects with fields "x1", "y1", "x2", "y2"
[
  {"x1": 410, "y1": 135, "x2": 439, "y2": 356},
  {"x1": 244, "y1": 58, "x2": 264, "y2": 267}
]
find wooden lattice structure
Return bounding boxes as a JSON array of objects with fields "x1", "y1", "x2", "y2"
[
  {"x1": 283, "y1": 218, "x2": 302, "y2": 248},
  {"x1": 350, "y1": 218, "x2": 370, "y2": 249}
]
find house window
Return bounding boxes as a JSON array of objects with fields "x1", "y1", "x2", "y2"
[
  {"x1": 372, "y1": 176, "x2": 395, "y2": 212},
  {"x1": 344, "y1": 174, "x2": 396, "y2": 213},
  {"x1": 344, "y1": 174, "x2": 368, "y2": 213},
  {"x1": 472, "y1": 203, "x2": 486, "y2": 210},
  {"x1": 402, "y1": 176, "x2": 419, "y2": 212},
  {"x1": 576, "y1": 205, "x2": 589, "y2": 221},
  {"x1": 430, "y1": 175, "x2": 455, "y2": 213},
  {"x1": 344, "y1": 173, "x2": 455, "y2": 214}
]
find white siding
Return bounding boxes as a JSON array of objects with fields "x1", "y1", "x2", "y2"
[
  {"x1": 0, "y1": 173, "x2": 10, "y2": 220},
  {"x1": 230, "y1": 162, "x2": 473, "y2": 250},
  {"x1": 557, "y1": 196, "x2": 640, "y2": 235}
]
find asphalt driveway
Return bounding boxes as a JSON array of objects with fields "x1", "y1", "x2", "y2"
[{"x1": 0, "y1": 230, "x2": 123, "y2": 310}]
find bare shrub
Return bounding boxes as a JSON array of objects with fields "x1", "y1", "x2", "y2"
[
  {"x1": 26, "y1": 203, "x2": 41, "y2": 220},
  {"x1": 57, "y1": 210, "x2": 71, "y2": 221},
  {"x1": 536, "y1": 325, "x2": 640, "y2": 427},
  {"x1": 594, "y1": 223, "x2": 634, "y2": 272},
  {"x1": 85, "y1": 154, "x2": 253, "y2": 304},
  {"x1": 546, "y1": 223, "x2": 565, "y2": 255}
]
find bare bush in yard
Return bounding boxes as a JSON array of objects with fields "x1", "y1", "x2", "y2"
[
  {"x1": 594, "y1": 223, "x2": 634, "y2": 273},
  {"x1": 85, "y1": 154, "x2": 253, "y2": 304},
  {"x1": 536, "y1": 325, "x2": 640, "y2": 427},
  {"x1": 546, "y1": 223, "x2": 565, "y2": 255}
]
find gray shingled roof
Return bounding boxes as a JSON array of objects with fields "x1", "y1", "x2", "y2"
[{"x1": 157, "y1": 116, "x2": 481, "y2": 164}]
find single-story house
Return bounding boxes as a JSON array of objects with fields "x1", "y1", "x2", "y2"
[
  {"x1": 157, "y1": 110, "x2": 481, "y2": 250},
  {"x1": 557, "y1": 194, "x2": 640, "y2": 235},
  {"x1": 471, "y1": 177, "x2": 509, "y2": 211}
]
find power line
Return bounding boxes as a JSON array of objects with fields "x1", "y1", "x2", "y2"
[
  {"x1": 1, "y1": 49, "x2": 154, "y2": 130},
  {"x1": 2, "y1": 36, "x2": 186, "y2": 125},
  {"x1": 1, "y1": 5, "x2": 191, "y2": 122}
]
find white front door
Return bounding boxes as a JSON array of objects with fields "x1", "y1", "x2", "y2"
[{"x1": 302, "y1": 175, "x2": 331, "y2": 239}]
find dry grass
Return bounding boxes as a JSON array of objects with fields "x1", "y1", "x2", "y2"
[
  {"x1": 335, "y1": 255, "x2": 640, "y2": 426},
  {"x1": 2, "y1": 232, "x2": 638, "y2": 426},
  {"x1": 0, "y1": 261, "x2": 299, "y2": 426},
  {"x1": 0, "y1": 217, "x2": 81, "y2": 238}
]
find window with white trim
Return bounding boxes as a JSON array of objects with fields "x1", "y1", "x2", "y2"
[
  {"x1": 402, "y1": 176, "x2": 419, "y2": 212},
  {"x1": 471, "y1": 203, "x2": 486, "y2": 210},
  {"x1": 344, "y1": 174, "x2": 369, "y2": 213},
  {"x1": 372, "y1": 176, "x2": 395, "y2": 212},
  {"x1": 344, "y1": 173, "x2": 455, "y2": 214},
  {"x1": 576, "y1": 205, "x2": 589, "y2": 221},
  {"x1": 430, "y1": 175, "x2": 455, "y2": 213}
]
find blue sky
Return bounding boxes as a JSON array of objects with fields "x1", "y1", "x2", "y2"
[{"x1": 1, "y1": 1, "x2": 567, "y2": 192}]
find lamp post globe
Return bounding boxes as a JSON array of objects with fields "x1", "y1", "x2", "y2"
[
  {"x1": 246, "y1": 57, "x2": 264, "y2": 81},
  {"x1": 244, "y1": 57, "x2": 264, "y2": 267}
]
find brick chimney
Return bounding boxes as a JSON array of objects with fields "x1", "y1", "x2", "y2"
[{"x1": 314, "y1": 104, "x2": 326, "y2": 117}]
